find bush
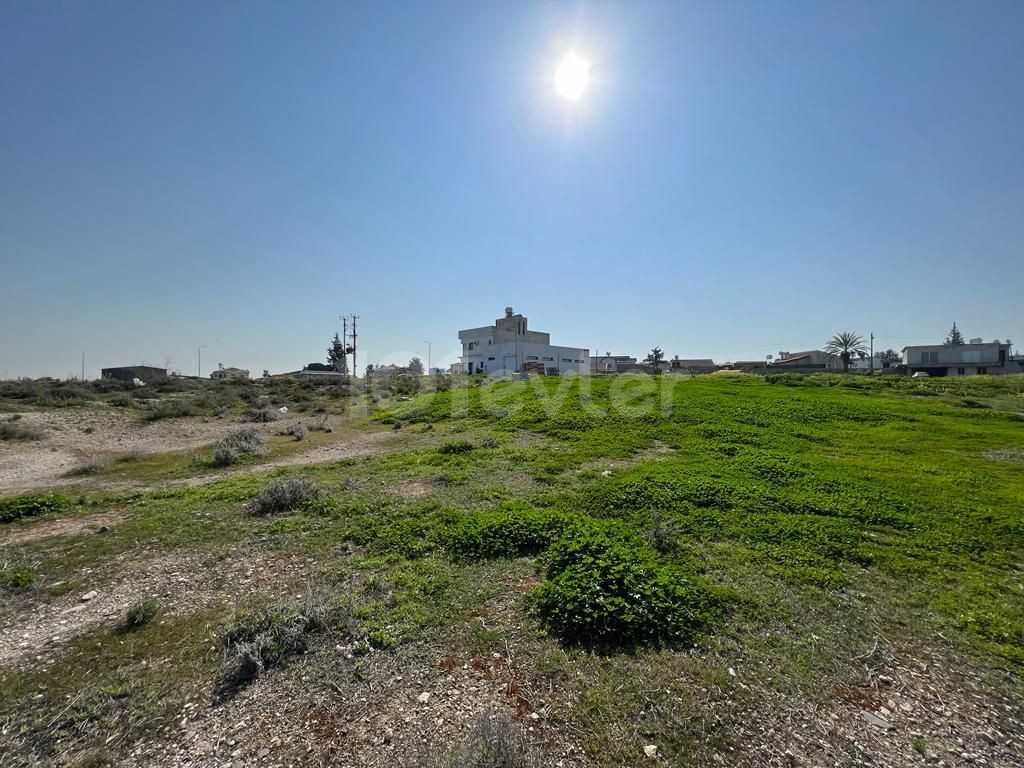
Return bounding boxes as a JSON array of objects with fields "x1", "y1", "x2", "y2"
[
  {"x1": 0, "y1": 552, "x2": 36, "y2": 593},
  {"x1": 144, "y1": 399, "x2": 198, "y2": 420},
  {"x1": 247, "y1": 476, "x2": 322, "y2": 516},
  {"x1": 533, "y1": 527, "x2": 722, "y2": 648},
  {"x1": 123, "y1": 599, "x2": 160, "y2": 630},
  {"x1": 0, "y1": 493, "x2": 69, "y2": 524},
  {"x1": 285, "y1": 423, "x2": 306, "y2": 441},
  {"x1": 249, "y1": 406, "x2": 280, "y2": 423},
  {"x1": 212, "y1": 428, "x2": 265, "y2": 467},
  {"x1": 64, "y1": 459, "x2": 106, "y2": 477},
  {"x1": 215, "y1": 594, "x2": 333, "y2": 698},
  {"x1": 414, "y1": 708, "x2": 541, "y2": 768},
  {"x1": 437, "y1": 439, "x2": 474, "y2": 455},
  {"x1": 647, "y1": 511, "x2": 682, "y2": 554},
  {"x1": 0, "y1": 419, "x2": 45, "y2": 441},
  {"x1": 448, "y1": 506, "x2": 574, "y2": 561}
]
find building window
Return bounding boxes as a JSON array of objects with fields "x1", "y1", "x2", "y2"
[
  {"x1": 526, "y1": 355, "x2": 538, "y2": 360},
  {"x1": 958, "y1": 367, "x2": 965, "y2": 375},
  {"x1": 979, "y1": 367, "x2": 987, "y2": 374},
  {"x1": 488, "y1": 357, "x2": 495, "y2": 361},
  {"x1": 542, "y1": 356, "x2": 554, "y2": 361}
]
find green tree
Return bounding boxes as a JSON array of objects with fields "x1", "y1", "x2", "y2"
[
  {"x1": 645, "y1": 346, "x2": 665, "y2": 372},
  {"x1": 407, "y1": 356, "x2": 425, "y2": 376},
  {"x1": 878, "y1": 349, "x2": 900, "y2": 367},
  {"x1": 946, "y1": 322, "x2": 965, "y2": 346},
  {"x1": 824, "y1": 331, "x2": 867, "y2": 372},
  {"x1": 327, "y1": 333, "x2": 348, "y2": 374}
]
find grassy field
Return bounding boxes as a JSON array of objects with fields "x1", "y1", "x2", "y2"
[{"x1": 1, "y1": 372, "x2": 1022, "y2": 767}]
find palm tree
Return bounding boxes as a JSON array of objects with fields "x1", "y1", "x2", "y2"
[{"x1": 825, "y1": 331, "x2": 867, "y2": 373}]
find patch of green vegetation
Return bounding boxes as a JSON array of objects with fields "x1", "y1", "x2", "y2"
[
  {"x1": 533, "y1": 524, "x2": 727, "y2": 648},
  {"x1": 0, "y1": 492, "x2": 69, "y2": 523},
  {"x1": 1, "y1": 550, "x2": 37, "y2": 592}
]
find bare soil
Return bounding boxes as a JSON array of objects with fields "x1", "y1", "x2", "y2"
[
  {"x1": 0, "y1": 549, "x2": 317, "y2": 670},
  {"x1": 0, "y1": 408, "x2": 397, "y2": 494}
]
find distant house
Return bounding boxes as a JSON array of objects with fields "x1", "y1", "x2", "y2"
[
  {"x1": 459, "y1": 307, "x2": 588, "y2": 376},
  {"x1": 668, "y1": 357, "x2": 716, "y2": 374},
  {"x1": 847, "y1": 354, "x2": 885, "y2": 371},
  {"x1": 902, "y1": 341, "x2": 1016, "y2": 376},
  {"x1": 448, "y1": 362, "x2": 464, "y2": 374},
  {"x1": 589, "y1": 354, "x2": 638, "y2": 373},
  {"x1": 101, "y1": 365, "x2": 167, "y2": 384},
  {"x1": 210, "y1": 365, "x2": 250, "y2": 381},
  {"x1": 773, "y1": 350, "x2": 837, "y2": 369},
  {"x1": 293, "y1": 368, "x2": 348, "y2": 381}
]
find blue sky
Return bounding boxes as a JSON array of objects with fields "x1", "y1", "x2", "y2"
[{"x1": 1, "y1": 0, "x2": 1021, "y2": 378}]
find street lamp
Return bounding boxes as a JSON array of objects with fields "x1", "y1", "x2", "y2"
[
  {"x1": 423, "y1": 340, "x2": 431, "y2": 375},
  {"x1": 197, "y1": 345, "x2": 207, "y2": 378}
]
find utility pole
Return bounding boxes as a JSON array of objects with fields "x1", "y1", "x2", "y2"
[
  {"x1": 339, "y1": 314, "x2": 359, "y2": 377},
  {"x1": 342, "y1": 316, "x2": 348, "y2": 374},
  {"x1": 351, "y1": 315, "x2": 358, "y2": 377},
  {"x1": 870, "y1": 332, "x2": 874, "y2": 374},
  {"x1": 423, "y1": 340, "x2": 431, "y2": 375}
]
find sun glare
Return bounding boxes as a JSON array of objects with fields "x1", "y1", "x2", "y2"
[{"x1": 554, "y1": 52, "x2": 590, "y2": 101}]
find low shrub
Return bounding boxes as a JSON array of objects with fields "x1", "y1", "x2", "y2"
[
  {"x1": 0, "y1": 552, "x2": 36, "y2": 593},
  {"x1": 533, "y1": 527, "x2": 723, "y2": 648},
  {"x1": 64, "y1": 459, "x2": 106, "y2": 477},
  {"x1": 448, "y1": 505, "x2": 575, "y2": 561},
  {"x1": 123, "y1": 599, "x2": 160, "y2": 630},
  {"x1": 144, "y1": 399, "x2": 198, "y2": 420},
  {"x1": 212, "y1": 428, "x2": 265, "y2": 467},
  {"x1": 247, "y1": 476, "x2": 322, "y2": 516},
  {"x1": 437, "y1": 439, "x2": 474, "y2": 455},
  {"x1": 416, "y1": 708, "x2": 541, "y2": 768},
  {"x1": 647, "y1": 511, "x2": 682, "y2": 554},
  {"x1": 215, "y1": 594, "x2": 334, "y2": 698},
  {"x1": 285, "y1": 423, "x2": 306, "y2": 441},
  {"x1": 0, "y1": 419, "x2": 45, "y2": 441},
  {"x1": 0, "y1": 493, "x2": 69, "y2": 524},
  {"x1": 249, "y1": 406, "x2": 280, "y2": 423}
]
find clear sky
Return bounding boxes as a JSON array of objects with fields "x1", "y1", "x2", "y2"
[{"x1": 1, "y1": 0, "x2": 1021, "y2": 378}]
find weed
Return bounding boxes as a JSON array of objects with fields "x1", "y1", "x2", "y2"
[
  {"x1": 438, "y1": 439, "x2": 474, "y2": 454},
  {"x1": 215, "y1": 593, "x2": 335, "y2": 698},
  {"x1": 123, "y1": 599, "x2": 160, "y2": 630},
  {"x1": 247, "y1": 476, "x2": 322, "y2": 516},
  {"x1": 0, "y1": 493, "x2": 68, "y2": 524},
  {"x1": 249, "y1": 405, "x2": 280, "y2": 423},
  {"x1": 212, "y1": 427, "x2": 265, "y2": 467},
  {"x1": 533, "y1": 526, "x2": 725, "y2": 648},
  {"x1": 414, "y1": 708, "x2": 542, "y2": 767},
  {"x1": 64, "y1": 459, "x2": 107, "y2": 477},
  {"x1": 0, "y1": 419, "x2": 45, "y2": 441},
  {"x1": 143, "y1": 399, "x2": 198, "y2": 420},
  {"x1": 1, "y1": 551, "x2": 37, "y2": 592}
]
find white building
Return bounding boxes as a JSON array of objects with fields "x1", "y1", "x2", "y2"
[
  {"x1": 902, "y1": 340, "x2": 1016, "y2": 376},
  {"x1": 459, "y1": 307, "x2": 589, "y2": 376}
]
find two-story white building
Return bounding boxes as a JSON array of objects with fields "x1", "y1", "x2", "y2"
[
  {"x1": 459, "y1": 308, "x2": 589, "y2": 376},
  {"x1": 902, "y1": 340, "x2": 1016, "y2": 376}
]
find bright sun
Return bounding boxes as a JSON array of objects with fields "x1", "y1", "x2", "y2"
[{"x1": 554, "y1": 52, "x2": 590, "y2": 101}]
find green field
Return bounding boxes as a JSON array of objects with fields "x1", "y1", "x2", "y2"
[{"x1": 1, "y1": 373, "x2": 1022, "y2": 767}]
